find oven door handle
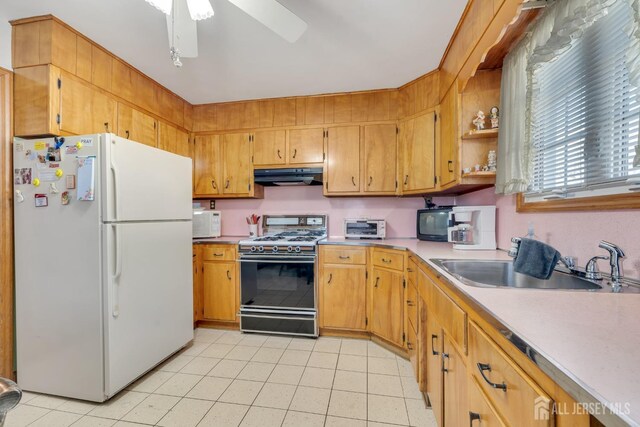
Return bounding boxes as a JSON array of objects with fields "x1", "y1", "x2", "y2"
[{"x1": 239, "y1": 258, "x2": 316, "y2": 264}]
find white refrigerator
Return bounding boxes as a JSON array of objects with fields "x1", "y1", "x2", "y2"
[{"x1": 13, "y1": 133, "x2": 193, "y2": 402}]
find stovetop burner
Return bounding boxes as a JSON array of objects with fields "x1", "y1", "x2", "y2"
[{"x1": 238, "y1": 214, "x2": 328, "y2": 254}]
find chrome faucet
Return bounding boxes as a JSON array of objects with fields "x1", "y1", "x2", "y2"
[{"x1": 598, "y1": 241, "x2": 625, "y2": 291}]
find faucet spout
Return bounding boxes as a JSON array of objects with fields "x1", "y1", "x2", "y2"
[{"x1": 598, "y1": 241, "x2": 625, "y2": 288}]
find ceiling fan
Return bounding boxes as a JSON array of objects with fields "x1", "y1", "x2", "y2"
[{"x1": 144, "y1": 0, "x2": 308, "y2": 67}]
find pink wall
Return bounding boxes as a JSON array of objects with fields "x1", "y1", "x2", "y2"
[
  {"x1": 457, "y1": 187, "x2": 640, "y2": 280},
  {"x1": 197, "y1": 186, "x2": 453, "y2": 238}
]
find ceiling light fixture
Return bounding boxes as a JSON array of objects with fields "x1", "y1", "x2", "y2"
[
  {"x1": 186, "y1": 0, "x2": 214, "y2": 20},
  {"x1": 144, "y1": 0, "x2": 172, "y2": 15}
]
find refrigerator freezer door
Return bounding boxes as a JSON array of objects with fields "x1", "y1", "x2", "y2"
[
  {"x1": 103, "y1": 221, "x2": 193, "y2": 397},
  {"x1": 101, "y1": 134, "x2": 192, "y2": 222},
  {"x1": 14, "y1": 137, "x2": 106, "y2": 401}
]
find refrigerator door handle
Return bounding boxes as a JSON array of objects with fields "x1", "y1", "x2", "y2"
[
  {"x1": 112, "y1": 224, "x2": 122, "y2": 318},
  {"x1": 110, "y1": 141, "x2": 119, "y2": 221}
]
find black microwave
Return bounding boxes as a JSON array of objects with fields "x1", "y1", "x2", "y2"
[{"x1": 417, "y1": 207, "x2": 453, "y2": 241}]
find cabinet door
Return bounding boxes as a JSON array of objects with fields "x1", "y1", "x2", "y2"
[
  {"x1": 158, "y1": 122, "x2": 190, "y2": 157},
  {"x1": 203, "y1": 261, "x2": 236, "y2": 321},
  {"x1": 117, "y1": 103, "x2": 157, "y2": 147},
  {"x1": 363, "y1": 124, "x2": 397, "y2": 193},
  {"x1": 321, "y1": 265, "x2": 367, "y2": 330},
  {"x1": 59, "y1": 71, "x2": 116, "y2": 135},
  {"x1": 407, "y1": 323, "x2": 418, "y2": 381},
  {"x1": 440, "y1": 86, "x2": 459, "y2": 187},
  {"x1": 194, "y1": 135, "x2": 222, "y2": 197},
  {"x1": 325, "y1": 126, "x2": 360, "y2": 193},
  {"x1": 288, "y1": 128, "x2": 324, "y2": 164},
  {"x1": 253, "y1": 130, "x2": 286, "y2": 166},
  {"x1": 193, "y1": 246, "x2": 202, "y2": 323},
  {"x1": 222, "y1": 133, "x2": 252, "y2": 195},
  {"x1": 443, "y1": 334, "x2": 468, "y2": 427},
  {"x1": 403, "y1": 112, "x2": 436, "y2": 192},
  {"x1": 371, "y1": 267, "x2": 404, "y2": 346},
  {"x1": 426, "y1": 312, "x2": 444, "y2": 427}
]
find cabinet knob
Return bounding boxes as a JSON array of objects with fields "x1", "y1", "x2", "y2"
[
  {"x1": 407, "y1": 342, "x2": 414, "y2": 350},
  {"x1": 104, "y1": 122, "x2": 110, "y2": 132},
  {"x1": 477, "y1": 363, "x2": 507, "y2": 391},
  {"x1": 382, "y1": 258, "x2": 392, "y2": 263},
  {"x1": 406, "y1": 300, "x2": 415, "y2": 307},
  {"x1": 338, "y1": 255, "x2": 351, "y2": 260},
  {"x1": 213, "y1": 253, "x2": 224, "y2": 257},
  {"x1": 441, "y1": 352, "x2": 449, "y2": 373}
]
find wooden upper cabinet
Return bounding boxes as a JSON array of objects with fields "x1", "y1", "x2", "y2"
[
  {"x1": 363, "y1": 124, "x2": 397, "y2": 194},
  {"x1": 117, "y1": 103, "x2": 157, "y2": 147},
  {"x1": 371, "y1": 266, "x2": 404, "y2": 346},
  {"x1": 287, "y1": 128, "x2": 325, "y2": 164},
  {"x1": 91, "y1": 45, "x2": 112, "y2": 92},
  {"x1": 402, "y1": 111, "x2": 437, "y2": 193},
  {"x1": 222, "y1": 133, "x2": 252, "y2": 195},
  {"x1": 75, "y1": 36, "x2": 92, "y2": 82},
  {"x1": 59, "y1": 70, "x2": 116, "y2": 135},
  {"x1": 158, "y1": 121, "x2": 190, "y2": 157},
  {"x1": 194, "y1": 135, "x2": 222, "y2": 197},
  {"x1": 440, "y1": 86, "x2": 459, "y2": 187},
  {"x1": 253, "y1": 130, "x2": 286, "y2": 166},
  {"x1": 321, "y1": 265, "x2": 367, "y2": 331},
  {"x1": 325, "y1": 126, "x2": 360, "y2": 194},
  {"x1": 12, "y1": 19, "x2": 77, "y2": 74},
  {"x1": 14, "y1": 65, "x2": 60, "y2": 137}
]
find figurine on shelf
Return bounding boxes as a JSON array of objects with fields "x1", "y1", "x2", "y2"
[
  {"x1": 490, "y1": 106, "x2": 499, "y2": 129},
  {"x1": 472, "y1": 110, "x2": 486, "y2": 131},
  {"x1": 488, "y1": 150, "x2": 497, "y2": 172}
]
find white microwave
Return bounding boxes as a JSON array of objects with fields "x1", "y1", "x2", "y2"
[
  {"x1": 193, "y1": 210, "x2": 221, "y2": 238},
  {"x1": 344, "y1": 218, "x2": 386, "y2": 239}
]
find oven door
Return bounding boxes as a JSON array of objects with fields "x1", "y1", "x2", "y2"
[{"x1": 239, "y1": 255, "x2": 316, "y2": 311}]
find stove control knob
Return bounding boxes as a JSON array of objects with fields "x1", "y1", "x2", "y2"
[
  {"x1": 272, "y1": 246, "x2": 279, "y2": 252},
  {"x1": 287, "y1": 246, "x2": 293, "y2": 252},
  {"x1": 258, "y1": 246, "x2": 264, "y2": 252},
  {"x1": 250, "y1": 246, "x2": 257, "y2": 252},
  {"x1": 295, "y1": 246, "x2": 301, "y2": 252}
]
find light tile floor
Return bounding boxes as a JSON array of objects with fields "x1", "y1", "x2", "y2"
[{"x1": 6, "y1": 328, "x2": 437, "y2": 427}]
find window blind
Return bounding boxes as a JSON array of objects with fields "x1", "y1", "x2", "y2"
[{"x1": 528, "y1": 0, "x2": 639, "y2": 196}]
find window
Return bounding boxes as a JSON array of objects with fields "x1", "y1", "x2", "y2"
[{"x1": 526, "y1": 0, "x2": 640, "y2": 202}]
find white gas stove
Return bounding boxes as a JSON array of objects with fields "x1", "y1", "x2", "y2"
[{"x1": 238, "y1": 214, "x2": 327, "y2": 254}]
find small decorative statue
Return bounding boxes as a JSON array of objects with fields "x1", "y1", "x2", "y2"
[
  {"x1": 473, "y1": 110, "x2": 486, "y2": 131},
  {"x1": 488, "y1": 150, "x2": 497, "y2": 172},
  {"x1": 490, "y1": 106, "x2": 499, "y2": 129}
]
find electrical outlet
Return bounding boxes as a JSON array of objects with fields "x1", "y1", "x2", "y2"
[{"x1": 209, "y1": 200, "x2": 215, "y2": 210}]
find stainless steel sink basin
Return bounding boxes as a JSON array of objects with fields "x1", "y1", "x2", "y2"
[{"x1": 431, "y1": 259, "x2": 602, "y2": 290}]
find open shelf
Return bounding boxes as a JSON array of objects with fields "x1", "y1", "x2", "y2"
[
  {"x1": 462, "y1": 129, "x2": 499, "y2": 139},
  {"x1": 461, "y1": 171, "x2": 496, "y2": 178}
]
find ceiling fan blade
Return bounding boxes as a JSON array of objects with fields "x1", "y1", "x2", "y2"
[
  {"x1": 166, "y1": 0, "x2": 198, "y2": 57},
  {"x1": 226, "y1": 0, "x2": 307, "y2": 43}
]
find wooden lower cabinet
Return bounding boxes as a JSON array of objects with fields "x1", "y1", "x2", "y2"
[
  {"x1": 195, "y1": 244, "x2": 239, "y2": 323},
  {"x1": 468, "y1": 376, "x2": 507, "y2": 427},
  {"x1": 442, "y1": 334, "x2": 468, "y2": 427},
  {"x1": 371, "y1": 267, "x2": 404, "y2": 347},
  {"x1": 320, "y1": 264, "x2": 367, "y2": 330},
  {"x1": 193, "y1": 246, "x2": 203, "y2": 323},
  {"x1": 425, "y1": 309, "x2": 444, "y2": 426}
]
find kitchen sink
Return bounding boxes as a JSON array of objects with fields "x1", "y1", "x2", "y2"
[{"x1": 430, "y1": 259, "x2": 603, "y2": 291}]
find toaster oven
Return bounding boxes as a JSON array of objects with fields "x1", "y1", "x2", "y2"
[{"x1": 344, "y1": 219, "x2": 386, "y2": 239}]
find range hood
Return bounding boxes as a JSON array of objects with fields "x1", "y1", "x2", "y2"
[{"x1": 254, "y1": 168, "x2": 323, "y2": 186}]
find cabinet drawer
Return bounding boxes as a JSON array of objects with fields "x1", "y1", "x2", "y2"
[
  {"x1": 468, "y1": 376, "x2": 507, "y2": 427},
  {"x1": 321, "y1": 246, "x2": 366, "y2": 265},
  {"x1": 202, "y1": 245, "x2": 236, "y2": 261},
  {"x1": 406, "y1": 281, "x2": 418, "y2": 332},
  {"x1": 469, "y1": 321, "x2": 552, "y2": 427},
  {"x1": 372, "y1": 249, "x2": 404, "y2": 271}
]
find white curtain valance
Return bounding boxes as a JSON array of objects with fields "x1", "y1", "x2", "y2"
[{"x1": 495, "y1": 0, "x2": 640, "y2": 194}]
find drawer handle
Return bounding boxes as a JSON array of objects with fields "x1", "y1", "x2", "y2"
[
  {"x1": 327, "y1": 273, "x2": 333, "y2": 284},
  {"x1": 469, "y1": 412, "x2": 481, "y2": 426},
  {"x1": 442, "y1": 352, "x2": 449, "y2": 373},
  {"x1": 381, "y1": 258, "x2": 392, "y2": 263},
  {"x1": 213, "y1": 253, "x2": 224, "y2": 257},
  {"x1": 226, "y1": 270, "x2": 232, "y2": 280},
  {"x1": 338, "y1": 255, "x2": 351, "y2": 260},
  {"x1": 406, "y1": 300, "x2": 415, "y2": 307},
  {"x1": 477, "y1": 363, "x2": 507, "y2": 392},
  {"x1": 277, "y1": 149, "x2": 282, "y2": 159},
  {"x1": 431, "y1": 334, "x2": 439, "y2": 356},
  {"x1": 211, "y1": 180, "x2": 217, "y2": 190},
  {"x1": 407, "y1": 342, "x2": 414, "y2": 350},
  {"x1": 374, "y1": 277, "x2": 380, "y2": 288}
]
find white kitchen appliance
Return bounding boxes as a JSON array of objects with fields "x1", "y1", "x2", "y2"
[
  {"x1": 193, "y1": 209, "x2": 221, "y2": 238},
  {"x1": 344, "y1": 218, "x2": 386, "y2": 239},
  {"x1": 447, "y1": 206, "x2": 496, "y2": 250},
  {"x1": 13, "y1": 134, "x2": 193, "y2": 402}
]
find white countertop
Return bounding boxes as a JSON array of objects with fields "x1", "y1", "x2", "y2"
[
  {"x1": 321, "y1": 238, "x2": 640, "y2": 426},
  {"x1": 192, "y1": 236, "x2": 245, "y2": 244}
]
